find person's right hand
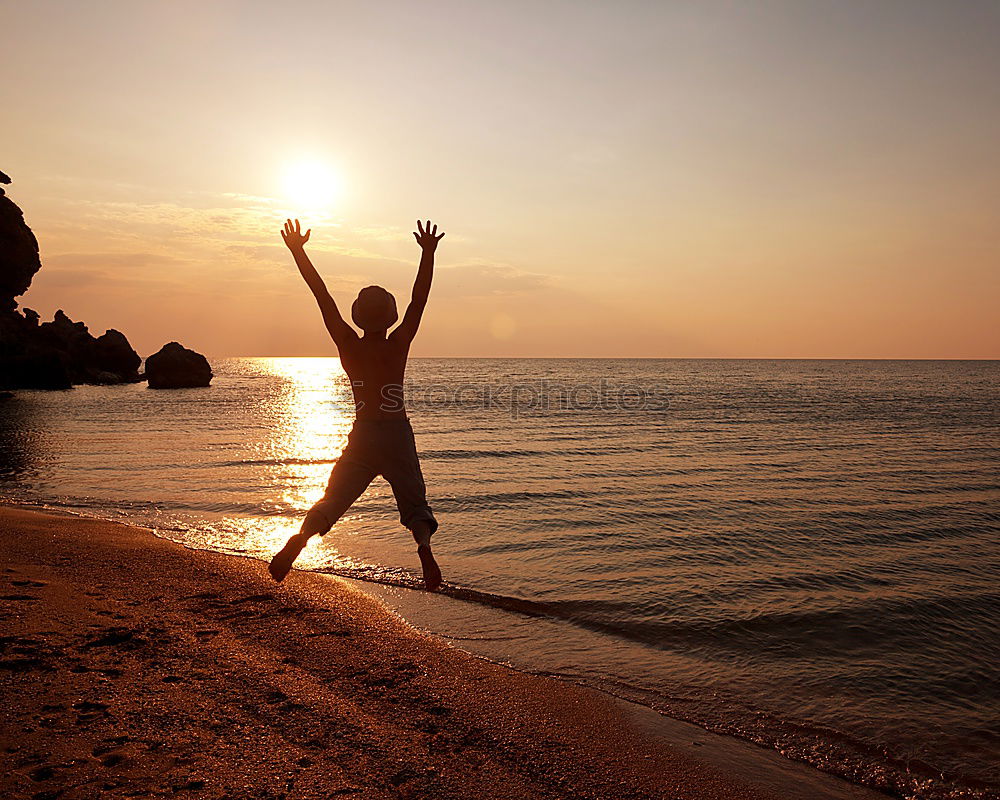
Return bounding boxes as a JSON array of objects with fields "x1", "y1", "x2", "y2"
[{"x1": 281, "y1": 218, "x2": 311, "y2": 250}]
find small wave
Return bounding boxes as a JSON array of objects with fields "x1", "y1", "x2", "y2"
[
  {"x1": 422, "y1": 448, "x2": 547, "y2": 460},
  {"x1": 215, "y1": 457, "x2": 337, "y2": 467}
]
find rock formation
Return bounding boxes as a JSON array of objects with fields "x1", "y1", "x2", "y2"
[
  {"x1": 145, "y1": 342, "x2": 213, "y2": 389},
  {"x1": 94, "y1": 329, "x2": 142, "y2": 378},
  {"x1": 0, "y1": 307, "x2": 143, "y2": 389},
  {"x1": 0, "y1": 170, "x2": 41, "y2": 313},
  {"x1": 0, "y1": 307, "x2": 72, "y2": 389},
  {"x1": 0, "y1": 170, "x2": 208, "y2": 391}
]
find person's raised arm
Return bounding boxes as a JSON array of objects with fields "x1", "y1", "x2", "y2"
[
  {"x1": 392, "y1": 219, "x2": 444, "y2": 344},
  {"x1": 281, "y1": 218, "x2": 356, "y2": 349}
]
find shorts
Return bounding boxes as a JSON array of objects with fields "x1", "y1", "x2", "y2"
[{"x1": 310, "y1": 418, "x2": 437, "y2": 535}]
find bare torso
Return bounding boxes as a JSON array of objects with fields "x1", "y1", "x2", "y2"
[{"x1": 339, "y1": 333, "x2": 410, "y2": 419}]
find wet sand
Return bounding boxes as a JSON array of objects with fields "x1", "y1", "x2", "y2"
[{"x1": 0, "y1": 506, "x2": 888, "y2": 800}]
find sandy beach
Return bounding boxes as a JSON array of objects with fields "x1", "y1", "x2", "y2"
[{"x1": 1, "y1": 506, "x2": 889, "y2": 799}]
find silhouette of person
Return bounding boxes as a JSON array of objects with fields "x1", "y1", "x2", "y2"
[{"x1": 269, "y1": 218, "x2": 444, "y2": 590}]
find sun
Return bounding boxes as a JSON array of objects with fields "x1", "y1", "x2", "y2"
[{"x1": 282, "y1": 160, "x2": 341, "y2": 211}]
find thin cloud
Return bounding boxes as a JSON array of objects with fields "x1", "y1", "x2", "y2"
[
  {"x1": 437, "y1": 263, "x2": 554, "y2": 298},
  {"x1": 46, "y1": 252, "x2": 186, "y2": 268}
]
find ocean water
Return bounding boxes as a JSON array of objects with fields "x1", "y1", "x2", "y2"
[{"x1": 1, "y1": 358, "x2": 998, "y2": 799}]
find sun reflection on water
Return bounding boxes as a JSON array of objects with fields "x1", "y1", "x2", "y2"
[{"x1": 236, "y1": 357, "x2": 356, "y2": 569}]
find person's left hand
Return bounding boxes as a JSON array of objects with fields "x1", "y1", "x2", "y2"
[{"x1": 413, "y1": 219, "x2": 445, "y2": 252}]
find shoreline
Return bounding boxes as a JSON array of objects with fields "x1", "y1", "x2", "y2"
[{"x1": 1, "y1": 505, "x2": 890, "y2": 799}]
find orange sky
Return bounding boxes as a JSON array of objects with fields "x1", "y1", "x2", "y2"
[{"x1": 4, "y1": 1, "x2": 999, "y2": 358}]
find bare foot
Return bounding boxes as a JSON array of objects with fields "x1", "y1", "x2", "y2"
[
  {"x1": 417, "y1": 544, "x2": 442, "y2": 592},
  {"x1": 269, "y1": 534, "x2": 308, "y2": 582}
]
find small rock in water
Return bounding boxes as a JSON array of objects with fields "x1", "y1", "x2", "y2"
[{"x1": 145, "y1": 342, "x2": 212, "y2": 389}]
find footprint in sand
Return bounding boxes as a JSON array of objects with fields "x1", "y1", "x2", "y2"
[
  {"x1": 81, "y1": 628, "x2": 147, "y2": 650},
  {"x1": 92, "y1": 736, "x2": 130, "y2": 757},
  {"x1": 186, "y1": 591, "x2": 221, "y2": 601},
  {"x1": 170, "y1": 779, "x2": 206, "y2": 792},
  {"x1": 74, "y1": 700, "x2": 109, "y2": 711},
  {"x1": 29, "y1": 764, "x2": 56, "y2": 782},
  {"x1": 100, "y1": 752, "x2": 125, "y2": 767},
  {"x1": 232, "y1": 594, "x2": 272, "y2": 604},
  {"x1": 0, "y1": 636, "x2": 54, "y2": 672}
]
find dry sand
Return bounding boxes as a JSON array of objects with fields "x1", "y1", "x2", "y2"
[{"x1": 1, "y1": 506, "x2": 889, "y2": 800}]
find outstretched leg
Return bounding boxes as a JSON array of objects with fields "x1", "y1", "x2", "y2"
[
  {"x1": 411, "y1": 521, "x2": 442, "y2": 592},
  {"x1": 269, "y1": 446, "x2": 378, "y2": 583},
  {"x1": 268, "y1": 509, "x2": 330, "y2": 582}
]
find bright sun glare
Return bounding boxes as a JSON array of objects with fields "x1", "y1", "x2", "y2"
[{"x1": 282, "y1": 160, "x2": 341, "y2": 211}]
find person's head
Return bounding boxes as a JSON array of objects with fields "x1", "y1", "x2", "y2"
[{"x1": 351, "y1": 285, "x2": 398, "y2": 332}]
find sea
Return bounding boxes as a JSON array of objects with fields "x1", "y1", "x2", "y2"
[{"x1": 1, "y1": 358, "x2": 997, "y2": 799}]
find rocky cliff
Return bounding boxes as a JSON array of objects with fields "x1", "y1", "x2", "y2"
[{"x1": 0, "y1": 170, "x2": 41, "y2": 313}]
